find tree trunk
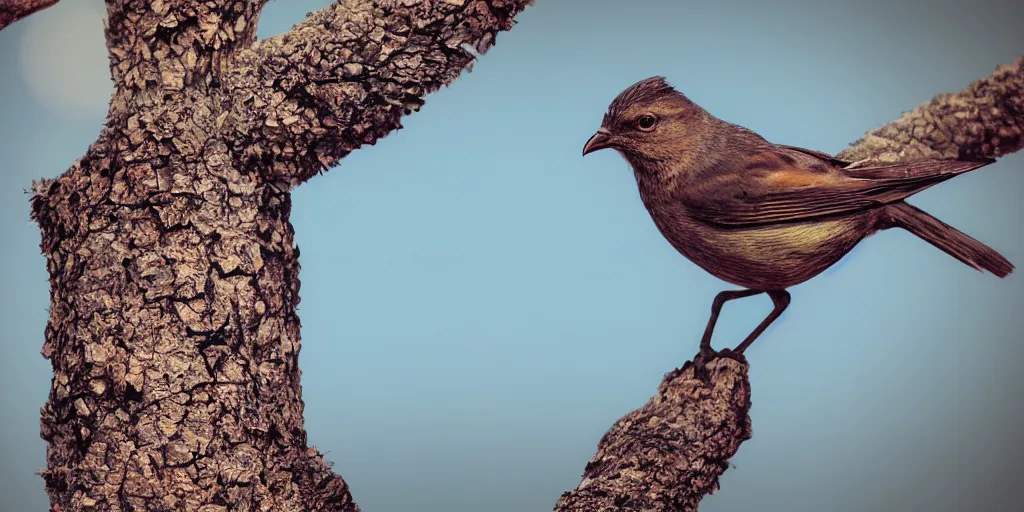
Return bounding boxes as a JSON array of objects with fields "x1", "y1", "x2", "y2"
[
  {"x1": 32, "y1": 119, "x2": 347, "y2": 512},
  {"x1": 27, "y1": 1, "x2": 532, "y2": 510}
]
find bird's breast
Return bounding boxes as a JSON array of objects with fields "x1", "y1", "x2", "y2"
[{"x1": 643, "y1": 202, "x2": 870, "y2": 290}]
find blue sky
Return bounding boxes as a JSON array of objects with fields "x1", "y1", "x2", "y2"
[{"x1": 1, "y1": 1, "x2": 1022, "y2": 511}]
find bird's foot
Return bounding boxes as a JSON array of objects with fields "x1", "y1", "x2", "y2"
[{"x1": 691, "y1": 346, "x2": 718, "y2": 384}]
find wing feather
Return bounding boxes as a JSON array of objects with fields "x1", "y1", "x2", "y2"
[
  {"x1": 775, "y1": 144, "x2": 852, "y2": 167},
  {"x1": 681, "y1": 147, "x2": 992, "y2": 227}
]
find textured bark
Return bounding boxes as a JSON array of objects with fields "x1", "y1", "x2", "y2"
[
  {"x1": 0, "y1": 0, "x2": 58, "y2": 30},
  {"x1": 223, "y1": 0, "x2": 527, "y2": 186},
  {"x1": 553, "y1": 56, "x2": 1024, "y2": 512},
  {"x1": 553, "y1": 354, "x2": 752, "y2": 512},
  {"x1": 837, "y1": 56, "x2": 1024, "y2": 163},
  {"x1": 29, "y1": 1, "x2": 532, "y2": 511}
]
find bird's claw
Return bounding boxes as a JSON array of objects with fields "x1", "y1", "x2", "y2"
[{"x1": 691, "y1": 346, "x2": 717, "y2": 384}]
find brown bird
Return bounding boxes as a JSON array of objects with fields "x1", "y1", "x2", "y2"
[{"x1": 582, "y1": 76, "x2": 1014, "y2": 368}]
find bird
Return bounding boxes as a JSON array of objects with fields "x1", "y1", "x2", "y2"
[{"x1": 581, "y1": 76, "x2": 1014, "y2": 370}]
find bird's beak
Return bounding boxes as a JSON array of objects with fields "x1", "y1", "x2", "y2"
[{"x1": 582, "y1": 128, "x2": 613, "y2": 156}]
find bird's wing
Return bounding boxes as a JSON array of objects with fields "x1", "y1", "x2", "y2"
[
  {"x1": 774, "y1": 144, "x2": 852, "y2": 167},
  {"x1": 680, "y1": 147, "x2": 993, "y2": 228}
]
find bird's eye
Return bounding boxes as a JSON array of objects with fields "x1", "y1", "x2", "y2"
[{"x1": 636, "y1": 115, "x2": 657, "y2": 131}]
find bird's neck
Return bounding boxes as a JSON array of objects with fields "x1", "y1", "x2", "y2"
[
  {"x1": 629, "y1": 161, "x2": 695, "y2": 210},
  {"x1": 629, "y1": 131, "x2": 727, "y2": 205}
]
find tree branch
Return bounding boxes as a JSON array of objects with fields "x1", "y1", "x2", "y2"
[
  {"x1": 0, "y1": 0, "x2": 58, "y2": 31},
  {"x1": 225, "y1": 0, "x2": 534, "y2": 186},
  {"x1": 837, "y1": 56, "x2": 1024, "y2": 164},
  {"x1": 554, "y1": 56, "x2": 1024, "y2": 512},
  {"x1": 555, "y1": 354, "x2": 752, "y2": 512},
  {"x1": 29, "y1": 2, "x2": 534, "y2": 511}
]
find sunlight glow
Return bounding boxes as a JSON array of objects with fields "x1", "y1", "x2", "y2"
[{"x1": 19, "y1": 0, "x2": 112, "y2": 118}]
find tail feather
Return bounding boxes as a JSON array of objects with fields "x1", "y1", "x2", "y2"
[{"x1": 884, "y1": 202, "x2": 1014, "y2": 278}]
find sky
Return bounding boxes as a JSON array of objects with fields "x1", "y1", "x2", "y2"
[{"x1": 1, "y1": 0, "x2": 1022, "y2": 511}]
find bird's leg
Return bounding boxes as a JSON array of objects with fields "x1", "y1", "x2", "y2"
[
  {"x1": 699, "y1": 289, "x2": 765, "y2": 353},
  {"x1": 732, "y1": 290, "x2": 791, "y2": 354},
  {"x1": 693, "y1": 289, "x2": 764, "y2": 380}
]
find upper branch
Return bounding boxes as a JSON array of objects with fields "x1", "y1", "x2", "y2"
[
  {"x1": 837, "y1": 56, "x2": 1024, "y2": 164},
  {"x1": 224, "y1": 0, "x2": 534, "y2": 185},
  {"x1": 0, "y1": 0, "x2": 58, "y2": 31}
]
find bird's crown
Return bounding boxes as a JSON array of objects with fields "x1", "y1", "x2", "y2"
[{"x1": 605, "y1": 76, "x2": 678, "y2": 121}]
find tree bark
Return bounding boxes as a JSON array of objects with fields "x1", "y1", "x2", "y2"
[
  {"x1": 553, "y1": 56, "x2": 1024, "y2": 512},
  {"x1": 17, "y1": 0, "x2": 1022, "y2": 510},
  {"x1": 27, "y1": 1, "x2": 532, "y2": 511},
  {"x1": 836, "y1": 57, "x2": 1024, "y2": 163}
]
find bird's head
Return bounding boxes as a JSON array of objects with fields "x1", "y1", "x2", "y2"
[{"x1": 582, "y1": 76, "x2": 710, "y2": 171}]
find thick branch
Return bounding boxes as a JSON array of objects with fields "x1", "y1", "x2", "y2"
[
  {"x1": 554, "y1": 56, "x2": 1024, "y2": 512},
  {"x1": 555, "y1": 355, "x2": 752, "y2": 512},
  {"x1": 0, "y1": 0, "x2": 58, "y2": 31},
  {"x1": 103, "y1": 1, "x2": 263, "y2": 98},
  {"x1": 224, "y1": 0, "x2": 534, "y2": 186}
]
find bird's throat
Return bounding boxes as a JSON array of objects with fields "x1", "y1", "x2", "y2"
[{"x1": 632, "y1": 162, "x2": 682, "y2": 204}]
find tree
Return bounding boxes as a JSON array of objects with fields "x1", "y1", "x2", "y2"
[
  {"x1": 6, "y1": 0, "x2": 1021, "y2": 510},
  {"x1": 20, "y1": 1, "x2": 534, "y2": 510}
]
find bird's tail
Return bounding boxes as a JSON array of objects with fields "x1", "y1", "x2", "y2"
[{"x1": 883, "y1": 202, "x2": 1014, "y2": 278}]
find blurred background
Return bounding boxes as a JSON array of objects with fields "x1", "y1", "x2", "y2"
[{"x1": 1, "y1": 0, "x2": 1022, "y2": 510}]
